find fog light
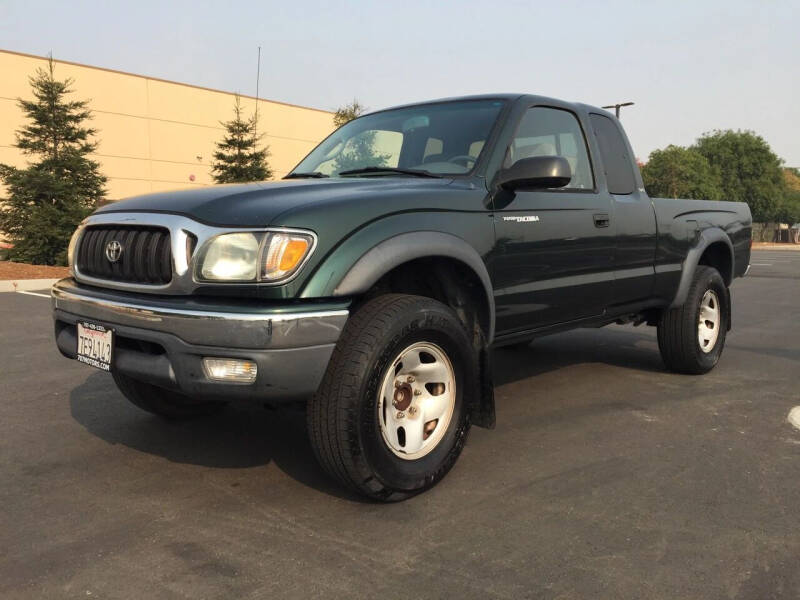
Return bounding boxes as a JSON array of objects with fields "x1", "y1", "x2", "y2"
[{"x1": 202, "y1": 358, "x2": 258, "y2": 383}]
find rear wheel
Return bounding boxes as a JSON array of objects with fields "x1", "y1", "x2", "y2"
[
  {"x1": 658, "y1": 265, "x2": 728, "y2": 374},
  {"x1": 112, "y1": 371, "x2": 227, "y2": 419},
  {"x1": 307, "y1": 294, "x2": 477, "y2": 501}
]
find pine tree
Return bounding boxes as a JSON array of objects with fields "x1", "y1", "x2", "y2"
[
  {"x1": 0, "y1": 57, "x2": 106, "y2": 265},
  {"x1": 211, "y1": 95, "x2": 272, "y2": 183}
]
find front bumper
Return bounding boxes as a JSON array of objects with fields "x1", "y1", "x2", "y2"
[{"x1": 52, "y1": 278, "x2": 349, "y2": 401}]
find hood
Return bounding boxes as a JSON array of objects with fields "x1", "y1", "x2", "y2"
[{"x1": 96, "y1": 178, "x2": 457, "y2": 227}]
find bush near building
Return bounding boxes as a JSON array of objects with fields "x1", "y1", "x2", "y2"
[{"x1": 333, "y1": 99, "x2": 366, "y2": 127}]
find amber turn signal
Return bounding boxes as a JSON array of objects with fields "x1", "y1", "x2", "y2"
[
  {"x1": 279, "y1": 239, "x2": 310, "y2": 270},
  {"x1": 261, "y1": 232, "x2": 314, "y2": 281}
]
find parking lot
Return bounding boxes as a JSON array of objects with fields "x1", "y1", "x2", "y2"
[{"x1": 1, "y1": 249, "x2": 799, "y2": 599}]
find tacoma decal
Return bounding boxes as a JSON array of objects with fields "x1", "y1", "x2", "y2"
[{"x1": 502, "y1": 215, "x2": 540, "y2": 223}]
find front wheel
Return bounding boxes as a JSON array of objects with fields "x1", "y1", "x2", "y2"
[
  {"x1": 658, "y1": 265, "x2": 728, "y2": 374},
  {"x1": 307, "y1": 294, "x2": 477, "y2": 501}
]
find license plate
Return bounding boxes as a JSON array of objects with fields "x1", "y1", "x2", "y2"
[{"x1": 76, "y1": 321, "x2": 114, "y2": 371}]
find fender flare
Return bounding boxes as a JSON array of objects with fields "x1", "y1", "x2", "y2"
[
  {"x1": 670, "y1": 227, "x2": 734, "y2": 309},
  {"x1": 333, "y1": 231, "x2": 496, "y2": 343}
]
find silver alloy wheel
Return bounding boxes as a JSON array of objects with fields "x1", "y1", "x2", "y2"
[
  {"x1": 377, "y1": 342, "x2": 456, "y2": 460},
  {"x1": 698, "y1": 289, "x2": 721, "y2": 353}
]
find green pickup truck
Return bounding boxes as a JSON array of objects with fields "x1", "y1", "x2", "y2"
[{"x1": 53, "y1": 94, "x2": 752, "y2": 500}]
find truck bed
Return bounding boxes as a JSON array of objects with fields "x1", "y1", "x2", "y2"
[{"x1": 651, "y1": 198, "x2": 752, "y2": 302}]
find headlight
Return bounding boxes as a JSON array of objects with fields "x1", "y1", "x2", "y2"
[
  {"x1": 196, "y1": 230, "x2": 315, "y2": 283},
  {"x1": 199, "y1": 232, "x2": 260, "y2": 281}
]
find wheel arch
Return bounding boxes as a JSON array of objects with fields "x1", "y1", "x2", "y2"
[
  {"x1": 670, "y1": 227, "x2": 734, "y2": 309},
  {"x1": 332, "y1": 232, "x2": 496, "y2": 344}
]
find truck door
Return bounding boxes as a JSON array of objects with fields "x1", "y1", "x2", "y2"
[
  {"x1": 589, "y1": 114, "x2": 657, "y2": 305},
  {"x1": 492, "y1": 106, "x2": 615, "y2": 334}
]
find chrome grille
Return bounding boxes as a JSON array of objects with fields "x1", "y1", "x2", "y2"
[{"x1": 76, "y1": 225, "x2": 172, "y2": 285}]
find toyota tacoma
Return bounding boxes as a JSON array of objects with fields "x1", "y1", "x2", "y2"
[{"x1": 52, "y1": 94, "x2": 752, "y2": 500}]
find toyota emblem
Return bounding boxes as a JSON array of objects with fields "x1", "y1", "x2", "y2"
[{"x1": 105, "y1": 240, "x2": 123, "y2": 263}]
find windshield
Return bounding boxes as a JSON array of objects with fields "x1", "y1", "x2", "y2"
[{"x1": 289, "y1": 99, "x2": 506, "y2": 178}]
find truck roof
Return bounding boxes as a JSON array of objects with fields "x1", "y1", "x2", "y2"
[{"x1": 366, "y1": 94, "x2": 615, "y2": 120}]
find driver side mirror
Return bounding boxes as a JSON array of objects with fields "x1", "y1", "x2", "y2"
[{"x1": 497, "y1": 156, "x2": 571, "y2": 191}]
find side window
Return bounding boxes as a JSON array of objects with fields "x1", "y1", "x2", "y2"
[
  {"x1": 508, "y1": 107, "x2": 594, "y2": 190},
  {"x1": 589, "y1": 114, "x2": 636, "y2": 195}
]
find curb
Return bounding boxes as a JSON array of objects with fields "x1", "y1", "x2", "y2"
[
  {"x1": 752, "y1": 244, "x2": 800, "y2": 251},
  {"x1": 0, "y1": 279, "x2": 59, "y2": 293}
]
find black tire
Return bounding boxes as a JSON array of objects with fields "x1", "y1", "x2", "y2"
[
  {"x1": 307, "y1": 294, "x2": 477, "y2": 501},
  {"x1": 658, "y1": 265, "x2": 728, "y2": 374},
  {"x1": 112, "y1": 371, "x2": 227, "y2": 419}
]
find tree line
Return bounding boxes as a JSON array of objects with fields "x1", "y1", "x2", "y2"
[
  {"x1": 641, "y1": 131, "x2": 800, "y2": 223},
  {"x1": 1, "y1": 60, "x2": 796, "y2": 265}
]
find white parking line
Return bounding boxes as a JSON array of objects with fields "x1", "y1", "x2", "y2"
[
  {"x1": 16, "y1": 291, "x2": 50, "y2": 299},
  {"x1": 750, "y1": 263, "x2": 773, "y2": 266},
  {"x1": 789, "y1": 407, "x2": 800, "y2": 432}
]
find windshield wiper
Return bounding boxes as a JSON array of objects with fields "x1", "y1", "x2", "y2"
[
  {"x1": 338, "y1": 166, "x2": 442, "y2": 179},
  {"x1": 284, "y1": 171, "x2": 329, "y2": 179}
]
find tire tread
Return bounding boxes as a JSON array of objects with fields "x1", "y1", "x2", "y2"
[
  {"x1": 308, "y1": 294, "x2": 470, "y2": 500},
  {"x1": 658, "y1": 265, "x2": 726, "y2": 375}
]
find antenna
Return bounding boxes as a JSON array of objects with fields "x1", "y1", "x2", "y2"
[{"x1": 254, "y1": 46, "x2": 261, "y2": 138}]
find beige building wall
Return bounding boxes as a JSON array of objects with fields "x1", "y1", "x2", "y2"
[{"x1": 0, "y1": 49, "x2": 335, "y2": 200}]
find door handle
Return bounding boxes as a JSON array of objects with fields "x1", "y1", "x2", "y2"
[{"x1": 593, "y1": 213, "x2": 610, "y2": 228}]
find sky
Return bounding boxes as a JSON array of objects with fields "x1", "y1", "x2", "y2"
[{"x1": 2, "y1": 0, "x2": 798, "y2": 166}]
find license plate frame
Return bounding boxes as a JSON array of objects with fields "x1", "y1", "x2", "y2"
[{"x1": 76, "y1": 321, "x2": 114, "y2": 371}]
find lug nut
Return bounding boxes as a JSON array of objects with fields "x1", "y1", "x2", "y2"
[
  {"x1": 396, "y1": 411, "x2": 405, "y2": 419},
  {"x1": 407, "y1": 375, "x2": 415, "y2": 383},
  {"x1": 394, "y1": 380, "x2": 401, "y2": 388},
  {"x1": 408, "y1": 406, "x2": 418, "y2": 415},
  {"x1": 414, "y1": 388, "x2": 422, "y2": 396}
]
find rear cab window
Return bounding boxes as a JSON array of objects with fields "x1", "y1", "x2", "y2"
[{"x1": 589, "y1": 114, "x2": 636, "y2": 195}]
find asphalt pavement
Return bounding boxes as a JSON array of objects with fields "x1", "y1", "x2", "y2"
[{"x1": 1, "y1": 249, "x2": 799, "y2": 599}]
